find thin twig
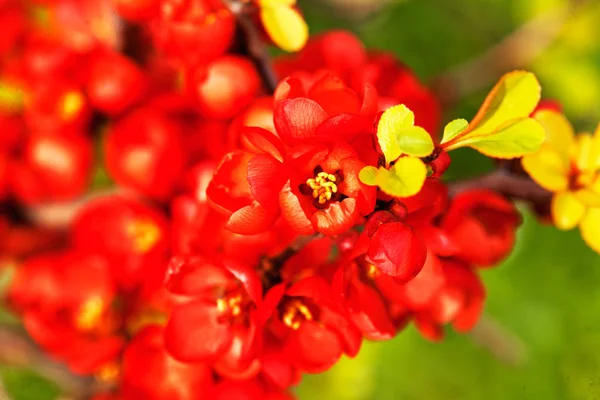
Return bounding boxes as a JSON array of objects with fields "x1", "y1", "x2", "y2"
[
  {"x1": 225, "y1": 1, "x2": 280, "y2": 93},
  {"x1": 469, "y1": 315, "x2": 527, "y2": 366},
  {"x1": 432, "y1": 4, "x2": 572, "y2": 105},
  {"x1": 448, "y1": 169, "x2": 551, "y2": 203}
]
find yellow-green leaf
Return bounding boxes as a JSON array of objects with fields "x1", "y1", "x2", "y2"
[
  {"x1": 260, "y1": 6, "x2": 308, "y2": 52},
  {"x1": 359, "y1": 166, "x2": 378, "y2": 186},
  {"x1": 441, "y1": 119, "x2": 469, "y2": 144},
  {"x1": 377, "y1": 104, "x2": 433, "y2": 164},
  {"x1": 377, "y1": 105, "x2": 414, "y2": 165},
  {"x1": 440, "y1": 71, "x2": 542, "y2": 155},
  {"x1": 395, "y1": 126, "x2": 435, "y2": 157},
  {"x1": 453, "y1": 117, "x2": 546, "y2": 159},
  {"x1": 376, "y1": 157, "x2": 427, "y2": 198}
]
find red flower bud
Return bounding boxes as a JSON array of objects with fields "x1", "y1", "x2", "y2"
[{"x1": 441, "y1": 189, "x2": 520, "y2": 267}]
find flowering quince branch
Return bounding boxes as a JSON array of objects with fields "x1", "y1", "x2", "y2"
[
  {"x1": 1, "y1": 1, "x2": 600, "y2": 399},
  {"x1": 224, "y1": 0, "x2": 281, "y2": 93},
  {"x1": 448, "y1": 169, "x2": 551, "y2": 203}
]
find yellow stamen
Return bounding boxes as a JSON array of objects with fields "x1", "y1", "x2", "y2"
[
  {"x1": 305, "y1": 171, "x2": 338, "y2": 205},
  {"x1": 60, "y1": 91, "x2": 85, "y2": 120},
  {"x1": 95, "y1": 362, "x2": 120, "y2": 384},
  {"x1": 366, "y1": 264, "x2": 380, "y2": 279},
  {"x1": 126, "y1": 219, "x2": 161, "y2": 253},
  {"x1": 282, "y1": 299, "x2": 313, "y2": 330},
  {"x1": 76, "y1": 296, "x2": 105, "y2": 332}
]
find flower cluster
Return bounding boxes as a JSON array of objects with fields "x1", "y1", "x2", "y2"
[{"x1": 0, "y1": 0, "x2": 595, "y2": 399}]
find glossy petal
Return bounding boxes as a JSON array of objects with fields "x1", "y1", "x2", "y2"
[
  {"x1": 273, "y1": 98, "x2": 328, "y2": 145},
  {"x1": 552, "y1": 192, "x2": 586, "y2": 231},
  {"x1": 165, "y1": 300, "x2": 232, "y2": 363},
  {"x1": 580, "y1": 208, "x2": 600, "y2": 254},
  {"x1": 521, "y1": 144, "x2": 570, "y2": 192}
]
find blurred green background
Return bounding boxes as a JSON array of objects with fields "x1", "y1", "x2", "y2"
[
  {"x1": 297, "y1": 0, "x2": 600, "y2": 399},
  {"x1": 2, "y1": 0, "x2": 600, "y2": 399}
]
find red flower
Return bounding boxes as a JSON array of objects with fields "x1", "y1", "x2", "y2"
[
  {"x1": 12, "y1": 131, "x2": 93, "y2": 204},
  {"x1": 185, "y1": 55, "x2": 262, "y2": 120},
  {"x1": 121, "y1": 325, "x2": 214, "y2": 400},
  {"x1": 207, "y1": 127, "x2": 287, "y2": 235},
  {"x1": 115, "y1": 0, "x2": 161, "y2": 21},
  {"x1": 280, "y1": 143, "x2": 376, "y2": 235},
  {"x1": 412, "y1": 260, "x2": 485, "y2": 341},
  {"x1": 85, "y1": 49, "x2": 148, "y2": 116},
  {"x1": 8, "y1": 251, "x2": 124, "y2": 375},
  {"x1": 273, "y1": 72, "x2": 378, "y2": 146},
  {"x1": 275, "y1": 30, "x2": 367, "y2": 84},
  {"x1": 151, "y1": 0, "x2": 235, "y2": 65},
  {"x1": 164, "y1": 256, "x2": 263, "y2": 378},
  {"x1": 258, "y1": 277, "x2": 362, "y2": 373},
  {"x1": 332, "y1": 260, "x2": 396, "y2": 341},
  {"x1": 105, "y1": 106, "x2": 187, "y2": 201},
  {"x1": 71, "y1": 195, "x2": 170, "y2": 293},
  {"x1": 440, "y1": 189, "x2": 520, "y2": 267}
]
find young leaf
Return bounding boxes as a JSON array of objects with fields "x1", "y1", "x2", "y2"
[
  {"x1": 396, "y1": 126, "x2": 435, "y2": 157},
  {"x1": 361, "y1": 157, "x2": 427, "y2": 197},
  {"x1": 454, "y1": 118, "x2": 546, "y2": 158},
  {"x1": 378, "y1": 157, "x2": 427, "y2": 197},
  {"x1": 440, "y1": 71, "x2": 544, "y2": 158},
  {"x1": 359, "y1": 166, "x2": 378, "y2": 186},
  {"x1": 441, "y1": 119, "x2": 469, "y2": 144},
  {"x1": 377, "y1": 105, "x2": 434, "y2": 165}
]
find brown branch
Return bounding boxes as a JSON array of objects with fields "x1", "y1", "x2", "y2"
[
  {"x1": 469, "y1": 315, "x2": 527, "y2": 366},
  {"x1": 225, "y1": 1, "x2": 280, "y2": 93},
  {"x1": 431, "y1": 4, "x2": 573, "y2": 105},
  {"x1": 448, "y1": 169, "x2": 551, "y2": 203}
]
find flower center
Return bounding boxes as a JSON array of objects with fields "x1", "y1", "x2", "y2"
[
  {"x1": 127, "y1": 219, "x2": 161, "y2": 253},
  {"x1": 306, "y1": 171, "x2": 338, "y2": 205},
  {"x1": 282, "y1": 299, "x2": 313, "y2": 330},
  {"x1": 216, "y1": 290, "x2": 253, "y2": 324},
  {"x1": 76, "y1": 296, "x2": 105, "y2": 332}
]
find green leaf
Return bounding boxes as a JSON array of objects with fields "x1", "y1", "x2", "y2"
[
  {"x1": 396, "y1": 126, "x2": 435, "y2": 157},
  {"x1": 377, "y1": 104, "x2": 433, "y2": 164},
  {"x1": 375, "y1": 157, "x2": 427, "y2": 198},
  {"x1": 440, "y1": 71, "x2": 543, "y2": 158},
  {"x1": 1, "y1": 368, "x2": 61, "y2": 400},
  {"x1": 459, "y1": 118, "x2": 546, "y2": 159},
  {"x1": 359, "y1": 166, "x2": 379, "y2": 186},
  {"x1": 441, "y1": 119, "x2": 469, "y2": 144}
]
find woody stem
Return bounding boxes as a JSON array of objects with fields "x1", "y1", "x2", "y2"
[
  {"x1": 448, "y1": 169, "x2": 551, "y2": 203},
  {"x1": 226, "y1": 0, "x2": 280, "y2": 93}
]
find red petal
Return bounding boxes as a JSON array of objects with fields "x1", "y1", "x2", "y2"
[
  {"x1": 222, "y1": 259, "x2": 263, "y2": 305},
  {"x1": 286, "y1": 321, "x2": 342, "y2": 373},
  {"x1": 247, "y1": 154, "x2": 287, "y2": 207},
  {"x1": 346, "y1": 279, "x2": 395, "y2": 341},
  {"x1": 226, "y1": 201, "x2": 279, "y2": 235},
  {"x1": 165, "y1": 257, "x2": 232, "y2": 297},
  {"x1": 165, "y1": 300, "x2": 232, "y2": 362},
  {"x1": 273, "y1": 98, "x2": 328, "y2": 145},
  {"x1": 279, "y1": 182, "x2": 314, "y2": 235},
  {"x1": 367, "y1": 222, "x2": 427, "y2": 281},
  {"x1": 312, "y1": 198, "x2": 358, "y2": 236}
]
